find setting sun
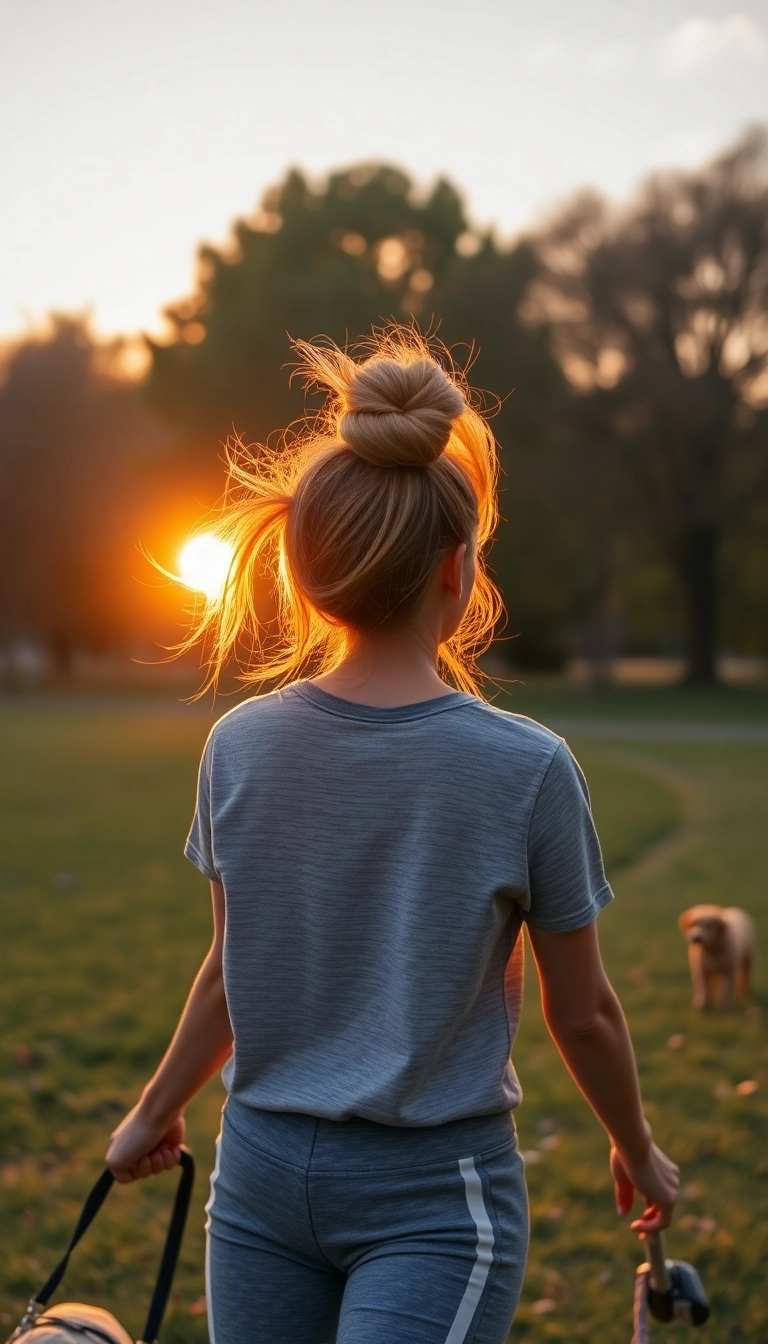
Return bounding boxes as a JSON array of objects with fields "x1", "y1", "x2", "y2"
[{"x1": 178, "y1": 533, "x2": 234, "y2": 600}]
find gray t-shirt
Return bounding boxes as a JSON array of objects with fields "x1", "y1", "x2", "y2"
[{"x1": 185, "y1": 682, "x2": 612, "y2": 1125}]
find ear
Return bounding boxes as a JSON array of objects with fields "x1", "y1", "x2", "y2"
[
  {"x1": 678, "y1": 910, "x2": 693, "y2": 933},
  {"x1": 442, "y1": 542, "x2": 467, "y2": 600}
]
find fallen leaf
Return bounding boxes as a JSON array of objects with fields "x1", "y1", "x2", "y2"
[
  {"x1": 532, "y1": 1298, "x2": 556, "y2": 1315},
  {"x1": 538, "y1": 1134, "x2": 562, "y2": 1151},
  {"x1": 735, "y1": 1079, "x2": 758, "y2": 1096},
  {"x1": 679, "y1": 1214, "x2": 717, "y2": 1239},
  {"x1": 667, "y1": 1033, "x2": 686, "y2": 1050}
]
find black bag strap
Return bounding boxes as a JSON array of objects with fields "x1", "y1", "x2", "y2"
[
  {"x1": 36, "y1": 1168, "x2": 115, "y2": 1307},
  {"x1": 139, "y1": 1150, "x2": 195, "y2": 1344},
  {"x1": 32, "y1": 1150, "x2": 195, "y2": 1344},
  {"x1": 17, "y1": 1316, "x2": 124, "y2": 1343}
]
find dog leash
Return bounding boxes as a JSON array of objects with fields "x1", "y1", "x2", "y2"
[{"x1": 13, "y1": 1151, "x2": 195, "y2": 1344}]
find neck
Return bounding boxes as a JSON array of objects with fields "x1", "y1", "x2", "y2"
[{"x1": 311, "y1": 625, "x2": 455, "y2": 708}]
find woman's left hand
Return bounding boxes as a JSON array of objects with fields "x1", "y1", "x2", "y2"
[{"x1": 106, "y1": 1105, "x2": 186, "y2": 1184}]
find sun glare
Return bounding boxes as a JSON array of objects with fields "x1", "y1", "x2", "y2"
[{"x1": 178, "y1": 533, "x2": 234, "y2": 600}]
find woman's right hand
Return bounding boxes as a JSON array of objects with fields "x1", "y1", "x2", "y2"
[
  {"x1": 106, "y1": 1104, "x2": 186, "y2": 1184},
  {"x1": 610, "y1": 1138, "x2": 680, "y2": 1235}
]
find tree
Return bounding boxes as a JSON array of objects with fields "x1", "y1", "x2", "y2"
[
  {"x1": 148, "y1": 164, "x2": 472, "y2": 454},
  {"x1": 435, "y1": 243, "x2": 572, "y2": 667},
  {"x1": 0, "y1": 317, "x2": 169, "y2": 670},
  {"x1": 147, "y1": 163, "x2": 566, "y2": 664},
  {"x1": 527, "y1": 128, "x2": 768, "y2": 682}
]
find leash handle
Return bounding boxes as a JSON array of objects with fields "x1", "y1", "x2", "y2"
[
  {"x1": 645, "y1": 1231, "x2": 670, "y2": 1292},
  {"x1": 31, "y1": 1150, "x2": 195, "y2": 1343}
]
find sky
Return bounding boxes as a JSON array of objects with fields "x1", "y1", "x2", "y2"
[{"x1": 1, "y1": 0, "x2": 767, "y2": 345}]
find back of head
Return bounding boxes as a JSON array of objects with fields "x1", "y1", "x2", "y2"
[{"x1": 180, "y1": 327, "x2": 502, "y2": 696}]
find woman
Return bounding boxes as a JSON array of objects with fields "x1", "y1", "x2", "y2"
[{"x1": 106, "y1": 329, "x2": 678, "y2": 1344}]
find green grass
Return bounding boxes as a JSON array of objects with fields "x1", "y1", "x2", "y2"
[
  {"x1": 491, "y1": 680, "x2": 768, "y2": 723},
  {"x1": 512, "y1": 735, "x2": 768, "y2": 1343},
  {"x1": 1, "y1": 695, "x2": 766, "y2": 1342}
]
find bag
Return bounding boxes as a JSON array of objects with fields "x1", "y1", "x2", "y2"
[{"x1": 6, "y1": 1150, "x2": 195, "y2": 1344}]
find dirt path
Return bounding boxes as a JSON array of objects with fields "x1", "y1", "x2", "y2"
[{"x1": 584, "y1": 745, "x2": 709, "y2": 881}]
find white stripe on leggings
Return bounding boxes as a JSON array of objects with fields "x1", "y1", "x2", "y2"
[
  {"x1": 444, "y1": 1155, "x2": 495, "y2": 1344},
  {"x1": 205, "y1": 1129, "x2": 223, "y2": 1344}
]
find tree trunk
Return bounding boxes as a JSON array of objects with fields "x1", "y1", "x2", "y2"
[
  {"x1": 678, "y1": 527, "x2": 719, "y2": 685},
  {"x1": 49, "y1": 627, "x2": 75, "y2": 680}
]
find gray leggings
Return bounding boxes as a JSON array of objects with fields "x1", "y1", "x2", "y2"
[{"x1": 206, "y1": 1099, "x2": 529, "y2": 1344}]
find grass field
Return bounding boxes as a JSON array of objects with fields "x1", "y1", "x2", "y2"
[
  {"x1": 495, "y1": 679, "x2": 768, "y2": 723},
  {"x1": 1, "y1": 690, "x2": 767, "y2": 1342}
]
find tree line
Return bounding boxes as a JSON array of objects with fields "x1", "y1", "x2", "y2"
[{"x1": 1, "y1": 130, "x2": 767, "y2": 684}]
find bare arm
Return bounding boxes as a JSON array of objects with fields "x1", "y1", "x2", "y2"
[
  {"x1": 106, "y1": 881, "x2": 233, "y2": 1182},
  {"x1": 527, "y1": 920, "x2": 679, "y2": 1234}
]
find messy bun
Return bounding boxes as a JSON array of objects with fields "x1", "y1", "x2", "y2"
[
  {"x1": 340, "y1": 359, "x2": 464, "y2": 467},
  {"x1": 176, "y1": 326, "x2": 502, "y2": 697}
]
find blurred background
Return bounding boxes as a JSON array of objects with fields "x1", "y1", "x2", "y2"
[
  {"x1": 1, "y1": 0, "x2": 767, "y2": 691},
  {"x1": 2, "y1": 5, "x2": 768, "y2": 1343}
]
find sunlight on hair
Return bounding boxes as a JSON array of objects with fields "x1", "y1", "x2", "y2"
[
  {"x1": 170, "y1": 325, "x2": 503, "y2": 699},
  {"x1": 178, "y1": 533, "x2": 234, "y2": 601}
]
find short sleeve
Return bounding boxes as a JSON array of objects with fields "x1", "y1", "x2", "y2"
[
  {"x1": 524, "y1": 741, "x2": 613, "y2": 932},
  {"x1": 184, "y1": 731, "x2": 221, "y2": 882}
]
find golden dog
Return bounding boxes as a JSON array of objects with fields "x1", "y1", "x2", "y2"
[{"x1": 678, "y1": 905, "x2": 755, "y2": 1009}]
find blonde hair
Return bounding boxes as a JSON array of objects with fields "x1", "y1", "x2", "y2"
[{"x1": 181, "y1": 327, "x2": 503, "y2": 696}]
